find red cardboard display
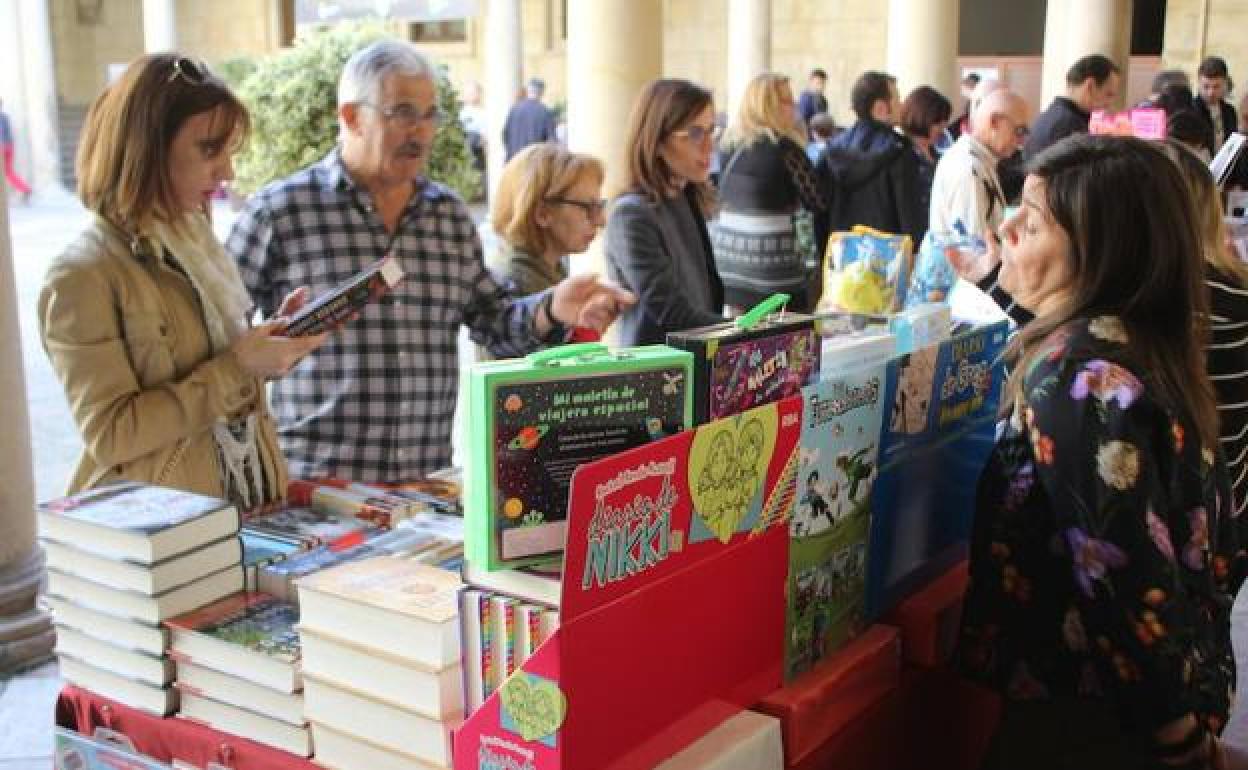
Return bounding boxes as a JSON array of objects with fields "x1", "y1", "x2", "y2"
[
  {"x1": 882, "y1": 559, "x2": 969, "y2": 668},
  {"x1": 754, "y1": 624, "x2": 901, "y2": 767},
  {"x1": 453, "y1": 397, "x2": 802, "y2": 769}
]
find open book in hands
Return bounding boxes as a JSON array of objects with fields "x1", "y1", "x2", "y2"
[{"x1": 283, "y1": 255, "x2": 405, "y2": 337}]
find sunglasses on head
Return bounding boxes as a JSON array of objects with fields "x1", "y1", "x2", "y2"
[{"x1": 167, "y1": 57, "x2": 208, "y2": 86}]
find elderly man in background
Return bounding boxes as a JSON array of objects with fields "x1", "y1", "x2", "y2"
[
  {"x1": 929, "y1": 88, "x2": 1032, "y2": 324},
  {"x1": 227, "y1": 40, "x2": 632, "y2": 483},
  {"x1": 503, "y1": 77, "x2": 557, "y2": 161}
]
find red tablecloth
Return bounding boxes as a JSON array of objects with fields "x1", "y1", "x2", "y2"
[{"x1": 55, "y1": 685, "x2": 316, "y2": 770}]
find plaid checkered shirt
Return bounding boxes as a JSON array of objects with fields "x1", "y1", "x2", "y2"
[{"x1": 227, "y1": 148, "x2": 561, "y2": 482}]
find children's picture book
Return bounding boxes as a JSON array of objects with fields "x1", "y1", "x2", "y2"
[
  {"x1": 165, "y1": 592, "x2": 301, "y2": 693},
  {"x1": 867, "y1": 321, "x2": 1008, "y2": 618},
  {"x1": 466, "y1": 343, "x2": 693, "y2": 570},
  {"x1": 667, "y1": 296, "x2": 820, "y2": 425},
  {"x1": 786, "y1": 367, "x2": 886, "y2": 677},
  {"x1": 283, "y1": 254, "x2": 404, "y2": 337},
  {"x1": 38, "y1": 482, "x2": 238, "y2": 564}
]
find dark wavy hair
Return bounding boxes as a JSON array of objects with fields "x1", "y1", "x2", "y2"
[{"x1": 1009, "y1": 135, "x2": 1217, "y2": 448}]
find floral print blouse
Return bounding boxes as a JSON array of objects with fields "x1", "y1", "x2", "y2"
[{"x1": 958, "y1": 316, "x2": 1248, "y2": 742}]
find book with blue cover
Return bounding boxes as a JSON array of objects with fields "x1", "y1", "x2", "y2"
[{"x1": 38, "y1": 482, "x2": 238, "y2": 564}]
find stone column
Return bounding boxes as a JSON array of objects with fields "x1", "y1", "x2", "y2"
[
  {"x1": 726, "y1": 0, "x2": 771, "y2": 118},
  {"x1": 16, "y1": 0, "x2": 60, "y2": 195},
  {"x1": 1041, "y1": 0, "x2": 1133, "y2": 108},
  {"x1": 0, "y1": 173, "x2": 52, "y2": 669},
  {"x1": 142, "y1": 0, "x2": 178, "y2": 53},
  {"x1": 566, "y1": 0, "x2": 663, "y2": 277},
  {"x1": 484, "y1": 0, "x2": 523, "y2": 205},
  {"x1": 886, "y1": 0, "x2": 960, "y2": 104}
]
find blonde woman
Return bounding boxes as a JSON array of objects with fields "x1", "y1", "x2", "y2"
[
  {"x1": 491, "y1": 144, "x2": 606, "y2": 296},
  {"x1": 1164, "y1": 140, "x2": 1248, "y2": 517},
  {"x1": 712, "y1": 73, "x2": 826, "y2": 312},
  {"x1": 38, "y1": 54, "x2": 326, "y2": 508}
]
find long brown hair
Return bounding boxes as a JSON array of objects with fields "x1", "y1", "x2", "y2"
[
  {"x1": 1162, "y1": 138, "x2": 1248, "y2": 285},
  {"x1": 1010, "y1": 135, "x2": 1218, "y2": 449},
  {"x1": 619, "y1": 78, "x2": 716, "y2": 214},
  {"x1": 77, "y1": 53, "x2": 249, "y2": 232}
]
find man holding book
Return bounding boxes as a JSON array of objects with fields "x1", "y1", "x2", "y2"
[{"x1": 227, "y1": 40, "x2": 634, "y2": 483}]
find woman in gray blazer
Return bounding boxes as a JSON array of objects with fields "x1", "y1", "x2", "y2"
[{"x1": 606, "y1": 78, "x2": 725, "y2": 346}]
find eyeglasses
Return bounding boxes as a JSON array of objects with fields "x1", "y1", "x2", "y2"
[
  {"x1": 360, "y1": 102, "x2": 445, "y2": 128},
  {"x1": 670, "y1": 124, "x2": 715, "y2": 145},
  {"x1": 167, "y1": 57, "x2": 208, "y2": 86},
  {"x1": 1012, "y1": 124, "x2": 1030, "y2": 139},
  {"x1": 546, "y1": 197, "x2": 608, "y2": 217}
]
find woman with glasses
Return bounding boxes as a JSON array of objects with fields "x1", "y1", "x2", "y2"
[
  {"x1": 712, "y1": 73, "x2": 826, "y2": 313},
  {"x1": 490, "y1": 143, "x2": 606, "y2": 341},
  {"x1": 606, "y1": 78, "x2": 725, "y2": 346},
  {"x1": 37, "y1": 53, "x2": 326, "y2": 509}
]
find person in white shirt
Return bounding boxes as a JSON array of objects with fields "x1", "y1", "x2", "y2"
[{"x1": 929, "y1": 89, "x2": 1031, "y2": 322}]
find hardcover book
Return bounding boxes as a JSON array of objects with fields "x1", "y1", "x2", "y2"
[
  {"x1": 44, "y1": 535, "x2": 241, "y2": 596},
  {"x1": 165, "y1": 592, "x2": 301, "y2": 693},
  {"x1": 37, "y1": 482, "x2": 238, "y2": 564},
  {"x1": 297, "y1": 557, "x2": 463, "y2": 671},
  {"x1": 465, "y1": 343, "x2": 693, "y2": 570},
  {"x1": 283, "y1": 254, "x2": 404, "y2": 337},
  {"x1": 666, "y1": 297, "x2": 820, "y2": 425}
]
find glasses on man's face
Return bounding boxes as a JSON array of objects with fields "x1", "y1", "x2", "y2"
[
  {"x1": 360, "y1": 102, "x2": 445, "y2": 128},
  {"x1": 670, "y1": 124, "x2": 715, "y2": 146},
  {"x1": 167, "y1": 57, "x2": 208, "y2": 86},
  {"x1": 546, "y1": 197, "x2": 608, "y2": 218}
]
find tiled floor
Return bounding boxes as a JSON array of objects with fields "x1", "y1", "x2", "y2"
[{"x1": 0, "y1": 660, "x2": 62, "y2": 768}]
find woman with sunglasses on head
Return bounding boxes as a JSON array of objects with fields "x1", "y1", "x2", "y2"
[
  {"x1": 37, "y1": 54, "x2": 326, "y2": 509},
  {"x1": 712, "y1": 73, "x2": 826, "y2": 314},
  {"x1": 957, "y1": 135, "x2": 1248, "y2": 769},
  {"x1": 606, "y1": 78, "x2": 726, "y2": 346}
]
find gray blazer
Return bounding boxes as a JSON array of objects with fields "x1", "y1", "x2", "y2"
[{"x1": 605, "y1": 190, "x2": 725, "y2": 346}]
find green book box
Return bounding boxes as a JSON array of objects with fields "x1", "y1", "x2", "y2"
[{"x1": 464, "y1": 343, "x2": 694, "y2": 571}]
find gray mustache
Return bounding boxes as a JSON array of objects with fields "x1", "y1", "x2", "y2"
[{"x1": 398, "y1": 142, "x2": 426, "y2": 157}]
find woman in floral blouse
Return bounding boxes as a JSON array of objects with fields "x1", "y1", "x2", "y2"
[{"x1": 959, "y1": 135, "x2": 1248, "y2": 769}]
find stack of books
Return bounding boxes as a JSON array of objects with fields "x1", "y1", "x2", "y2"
[
  {"x1": 297, "y1": 557, "x2": 464, "y2": 770},
  {"x1": 38, "y1": 482, "x2": 244, "y2": 716},
  {"x1": 166, "y1": 592, "x2": 309, "y2": 756},
  {"x1": 459, "y1": 562, "x2": 561, "y2": 712}
]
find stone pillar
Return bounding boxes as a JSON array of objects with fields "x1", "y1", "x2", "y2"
[
  {"x1": 0, "y1": 172, "x2": 53, "y2": 670},
  {"x1": 886, "y1": 0, "x2": 960, "y2": 104},
  {"x1": 1041, "y1": 0, "x2": 1133, "y2": 108},
  {"x1": 484, "y1": 0, "x2": 523, "y2": 206},
  {"x1": 566, "y1": 0, "x2": 663, "y2": 277},
  {"x1": 16, "y1": 0, "x2": 60, "y2": 195},
  {"x1": 726, "y1": 0, "x2": 771, "y2": 118},
  {"x1": 142, "y1": 0, "x2": 178, "y2": 53},
  {"x1": 0, "y1": 0, "x2": 32, "y2": 190}
]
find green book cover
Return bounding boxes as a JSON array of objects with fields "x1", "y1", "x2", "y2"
[
  {"x1": 165, "y1": 592, "x2": 299, "y2": 665},
  {"x1": 464, "y1": 343, "x2": 693, "y2": 571}
]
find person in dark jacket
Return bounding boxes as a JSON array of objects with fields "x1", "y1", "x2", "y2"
[
  {"x1": 1023, "y1": 54, "x2": 1120, "y2": 162},
  {"x1": 797, "y1": 69, "x2": 828, "y2": 140},
  {"x1": 816, "y1": 71, "x2": 924, "y2": 248},
  {"x1": 502, "y1": 77, "x2": 557, "y2": 161},
  {"x1": 606, "y1": 79, "x2": 725, "y2": 346},
  {"x1": 1193, "y1": 56, "x2": 1239, "y2": 153},
  {"x1": 900, "y1": 86, "x2": 953, "y2": 244},
  {"x1": 713, "y1": 73, "x2": 827, "y2": 312}
]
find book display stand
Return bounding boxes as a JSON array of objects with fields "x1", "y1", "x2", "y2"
[{"x1": 55, "y1": 320, "x2": 1010, "y2": 770}]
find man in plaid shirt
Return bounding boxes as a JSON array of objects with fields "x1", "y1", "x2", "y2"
[{"x1": 227, "y1": 40, "x2": 632, "y2": 483}]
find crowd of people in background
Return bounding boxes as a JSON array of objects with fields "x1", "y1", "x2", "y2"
[{"x1": 26, "y1": 31, "x2": 1248, "y2": 770}]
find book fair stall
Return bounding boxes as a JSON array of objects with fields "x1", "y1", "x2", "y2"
[{"x1": 45, "y1": 225, "x2": 1013, "y2": 770}]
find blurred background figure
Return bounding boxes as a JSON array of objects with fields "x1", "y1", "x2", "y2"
[
  {"x1": 900, "y1": 86, "x2": 954, "y2": 243},
  {"x1": 503, "y1": 77, "x2": 556, "y2": 161},
  {"x1": 0, "y1": 97, "x2": 32, "y2": 204}
]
